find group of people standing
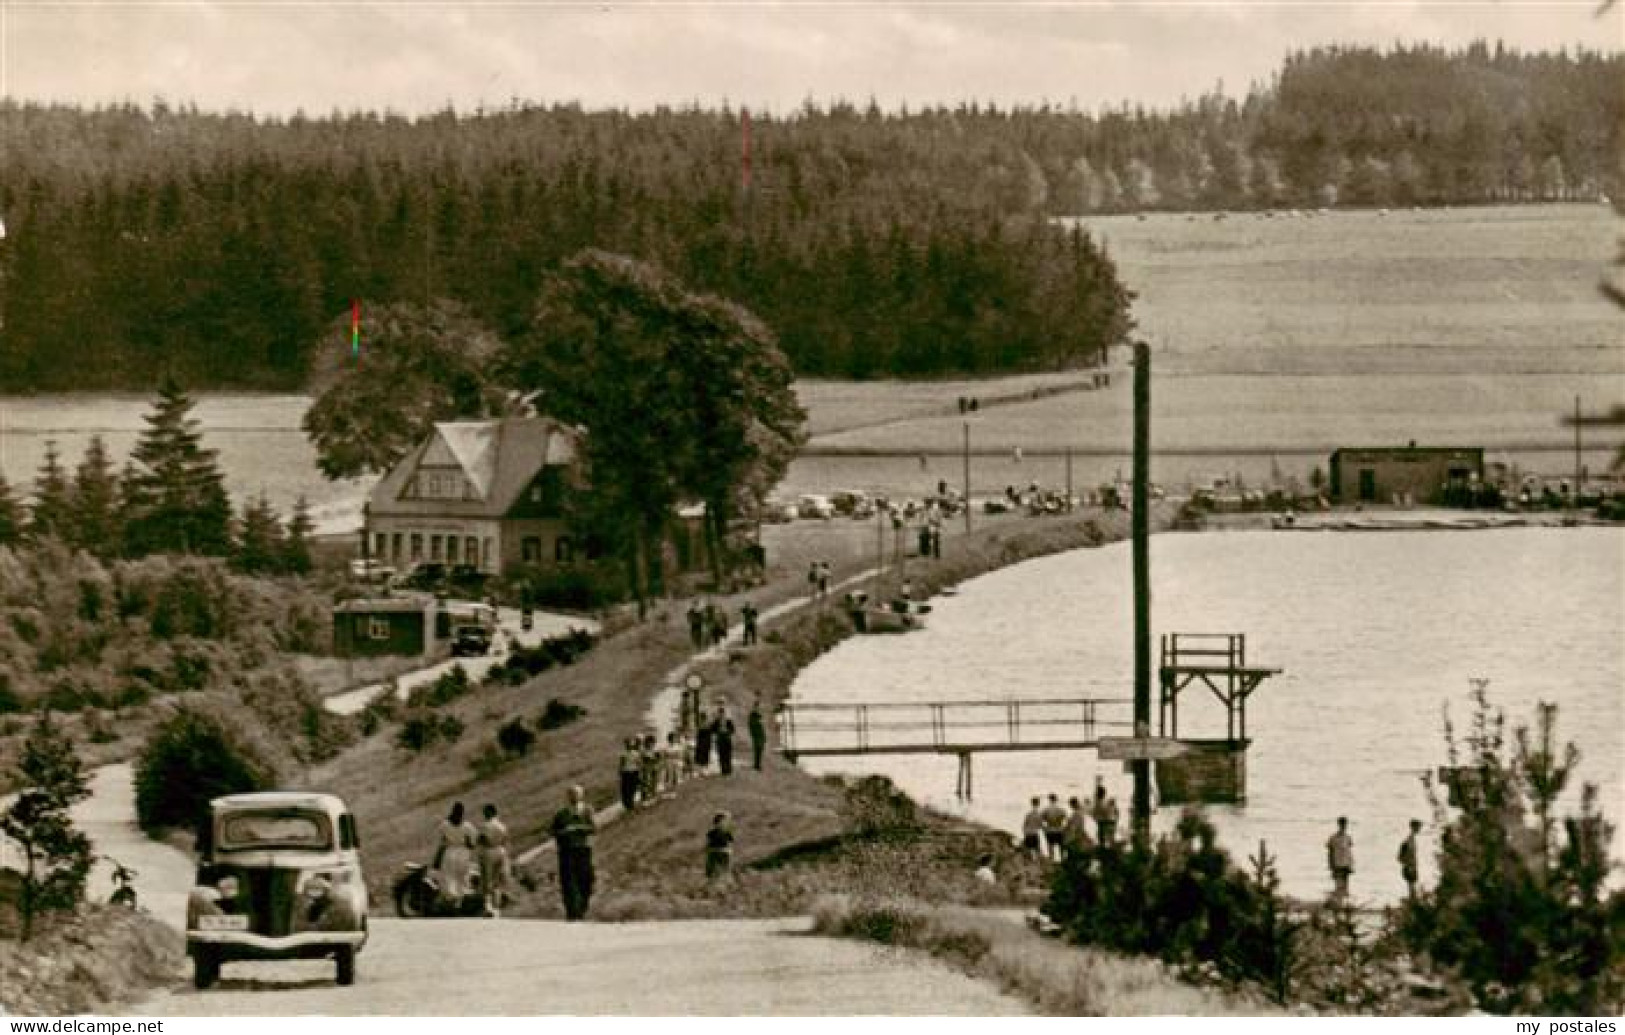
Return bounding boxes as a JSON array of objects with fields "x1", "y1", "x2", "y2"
[
  {"x1": 1325, "y1": 815, "x2": 1426, "y2": 902},
  {"x1": 807, "y1": 560, "x2": 832, "y2": 597},
  {"x1": 687, "y1": 599, "x2": 761, "y2": 650},
  {"x1": 1021, "y1": 780, "x2": 1120, "y2": 862},
  {"x1": 433, "y1": 801, "x2": 514, "y2": 916}
]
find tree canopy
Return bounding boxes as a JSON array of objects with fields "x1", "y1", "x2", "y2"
[{"x1": 504, "y1": 251, "x2": 805, "y2": 598}]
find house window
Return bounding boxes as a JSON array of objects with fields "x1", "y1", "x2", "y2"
[
  {"x1": 410, "y1": 534, "x2": 423, "y2": 561},
  {"x1": 465, "y1": 537, "x2": 479, "y2": 568},
  {"x1": 373, "y1": 533, "x2": 387, "y2": 559},
  {"x1": 522, "y1": 537, "x2": 543, "y2": 563},
  {"x1": 409, "y1": 469, "x2": 469, "y2": 501},
  {"x1": 391, "y1": 533, "x2": 403, "y2": 561},
  {"x1": 555, "y1": 537, "x2": 574, "y2": 563},
  {"x1": 430, "y1": 535, "x2": 443, "y2": 561},
  {"x1": 482, "y1": 538, "x2": 494, "y2": 569},
  {"x1": 446, "y1": 537, "x2": 460, "y2": 564}
]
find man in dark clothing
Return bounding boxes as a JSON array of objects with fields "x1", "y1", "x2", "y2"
[
  {"x1": 694, "y1": 715, "x2": 713, "y2": 770},
  {"x1": 686, "y1": 602, "x2": 704, "y2": 650},
  {"x1": 741, "y1": 603, "x2": 759, "y2": 646},
  {"x1": 748, "y1": 700, "x2": 768, "y2": 770},
  {"x1": 714, "y1": 708, "x2": 737, "y2": 776},
  {"x1": 931, "y1": 527, "x2": 942, "y2": 559},
  {"x1": 1398, "y1": 819, "x2": 1422, "y2": 899},
  {"x1": 551, "y1": 785, "x2": 596, "y2": 921},
  {"x1": 705, "y1": 812, "x2": 735, "y2": 880}
]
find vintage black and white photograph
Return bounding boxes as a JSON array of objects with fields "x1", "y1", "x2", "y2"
[{"x1": 0, "y1": 0, "x2": 1621, "y2": 1018}]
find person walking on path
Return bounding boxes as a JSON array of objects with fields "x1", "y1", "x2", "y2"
[
  {"x1": 807, "y1": 562, "x2": 820, "y2": 596},
  {"x1": 686, "y1": 602, "x2": 705, "y2": 651},
  {"x1": 694, "y1": 713, "x2": 714, "y2": 771},
  {"x1": 709, "y1": 607, "x2": 728, "y2": 648},
  {"x1": 1327, "y1": 816, "x2": 1355, "y2": 900},
  {"x1": 1040, "y1": 793, "x2": 1069, "y2": 861},
  {"x1": 618, "y1": 737, "x2": 643, "y2": 810},
  {"x1": 705, "y1": 812, "x2": 735, "y2": 881},
  {"x1": 1021, "y1": 797, "x2": 1044, "y2": 859},
  {"x1": 664, "y1": 731, "x2": 686, "y2": 794},
  {"x1": 714, "y1": 707, "x2": 737, "y2": 776},
  {"x1": 640, "y1": 732, "x2": 663, "y2": 802},
  {"x1": 748, "y1": 699, "x2": 768, "y2": 771},
  {"x1": 551, "y1": 786, "x2": 596, "y2": 921},
  {"x1": 1398, "y1": 819, "x2": 1422, "y2": 899},
  {"x1": 476, "y1": 803, "x2": 512, "y2": 916},
  {"x1": 817, "y1": 560, "x2": 831, "y2": 597},
  {"x1": 740, "y1": 602, "x2": 759, "y2": 646}
]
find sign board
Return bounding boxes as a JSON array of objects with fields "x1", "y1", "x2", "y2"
[{"x1": 1098, "y1": 737, "x2": 1189, "y2": 762}]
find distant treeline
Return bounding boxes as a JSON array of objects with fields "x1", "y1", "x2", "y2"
[{"x1": 0, "y1": 42, "x2": 1616, "y2": 392}]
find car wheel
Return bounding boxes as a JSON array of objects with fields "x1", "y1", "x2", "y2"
[
  {"x1": 335, "y1": 946, "x2": 357, "y2": 986},
  {"x1": 394, "y1": 877, "x2": 428, "y2": 918},
  {"x1": 192, "y1": 951, "x2": 221, "y2": 990}
]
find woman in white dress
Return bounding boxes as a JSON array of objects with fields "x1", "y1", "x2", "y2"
[{"x1": 435, "y1": 801, "x2": 477, "y2": 906}]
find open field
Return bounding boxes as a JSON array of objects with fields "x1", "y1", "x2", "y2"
[
  {"x1": 1075, "y1": 203, "x2": 1620, "y2": 352},
  {"x1": 788, "y1": 204, "x2": 1625, "y2": 499}
]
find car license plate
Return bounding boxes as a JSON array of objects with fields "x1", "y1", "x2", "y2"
[{"x1": 196, "y1": 913, "x2": 249, "y2": 932}]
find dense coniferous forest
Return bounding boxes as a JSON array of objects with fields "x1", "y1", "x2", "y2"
[{"x1": 0, "y1": 43, "x2": 1617, "y2": 391}]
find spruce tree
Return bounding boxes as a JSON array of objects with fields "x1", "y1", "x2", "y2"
[
  {"x1": 0, "y1": 473, "x2": 25, "y2": 547},
  {"x1": 233, "y1": 493, "x2": 285, "y2": 574},
  {"x1": 28, "y1": 440, "x2": 73, "y2": 542},
  {"x1": 282, "y1": 496, "x2": 314, "y2": 575},
  {"x1": 69, "y1": 434, "x2": 122, "y2": 558},
  {"x1": 121, "y1": 378, "x2": 233, "y2": 556}
]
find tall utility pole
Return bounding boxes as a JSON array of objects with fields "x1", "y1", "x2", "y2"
[
  {"x1": 1131, "y1": 341, "x2": 1152, "y2": 843},
  {"x1": 962, "y1": 420, "x2": 972, "y2": 533}
]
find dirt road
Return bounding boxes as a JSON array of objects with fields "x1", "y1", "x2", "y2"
[
  {"x1": 72, "y1": 767, "x2": 1022, "y2": 1015},
  {"x1": 136, "y1": 915, "x2": 1026, "y2": 1015}
]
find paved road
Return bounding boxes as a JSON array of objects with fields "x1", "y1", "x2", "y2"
[{"x1": 136, "y1": 916, "x2": 1027, "y2": 1015}]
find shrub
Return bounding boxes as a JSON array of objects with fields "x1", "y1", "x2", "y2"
[
  {"x1": 1045, "y1": 809, "x2": 1284, "y2": 993},
  {"x1": 395, "y1": 710, "x2": 465, "y2": 754},
  {"x1": 409, "y1": 664, "x2": 472, "y2": 708},
  {"x1": 841, "y1": 775, "x2": 923, "y2": 842},
  {"x1": 537, "y1": 698, "x2": 586, "y2": 731},
  {"x1": 134, "y1": 707, "x2": 276, "y2": 835},
  {"x1": 496, "y1": 717, "x2": 536, "y2": 758}
]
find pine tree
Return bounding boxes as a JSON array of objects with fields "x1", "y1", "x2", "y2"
[
  {"x1": 0, "y1": 473, "x2": 25, "y2": 547},
  {"x1": 282, "y1": 495, "x2": 314, "y2": 575},
  {"x1": 0, "y1": 713, "x2": 93, "y2": 940},
  {"x1": 68, "y1": 434, "x2": 122, "y2": 558},
  {"x1": 28, "y1": 440, "x2": 73, "y2": 542},
  {"x1": 232, "y1": 493, "x2": 285, "y2": 574},
  {"x1": 121, "y1": 377, "x2": 233, "y2": 556}
]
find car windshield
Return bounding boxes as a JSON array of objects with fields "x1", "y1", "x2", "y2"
[{"x1": 219, "y1": 810, "x2": 333, "y2": 850}]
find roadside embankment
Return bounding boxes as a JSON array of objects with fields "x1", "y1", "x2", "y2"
[
  {"x1": 808, "y1": 896, "x2": 1286, "y2": 1017},
  {"x1": 543, "y1": 505, "x2": 1165, "y2": 920},
  {"x1": 0, "y1": 903, "x2": 184, "y2": 1015}
]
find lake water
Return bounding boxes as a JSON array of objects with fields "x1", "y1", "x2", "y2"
[{"x1": 788, "y1": 527, "x2": 1625, "y2": 904}]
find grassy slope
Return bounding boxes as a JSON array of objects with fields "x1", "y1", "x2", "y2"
[{"x1": 313, "y1": 505, "x2": 1152, "y2": 912}]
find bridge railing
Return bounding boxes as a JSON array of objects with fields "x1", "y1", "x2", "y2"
[{"x1": 779, "y1": 697, "x2": 1135, "y2": 756}]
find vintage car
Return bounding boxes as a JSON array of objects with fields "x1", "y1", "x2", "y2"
[
  {"x1": 185, "y1": 791, "x2": 369, "y2": 989},
  {"x1": 450, "y1": 623, "x2": 493, "y2": 657}
]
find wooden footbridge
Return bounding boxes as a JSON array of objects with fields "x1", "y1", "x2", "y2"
[
  {"x1": 779, "y1": 633, "x2": 1280, "y2": 802},
  {"x1": 779, "y1": 697, "x2": 1136, "y2": 800}
]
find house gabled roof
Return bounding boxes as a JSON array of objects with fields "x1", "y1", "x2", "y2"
[{"x1": 369, "y1": 416, "x2": 579, "y2": 520}]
